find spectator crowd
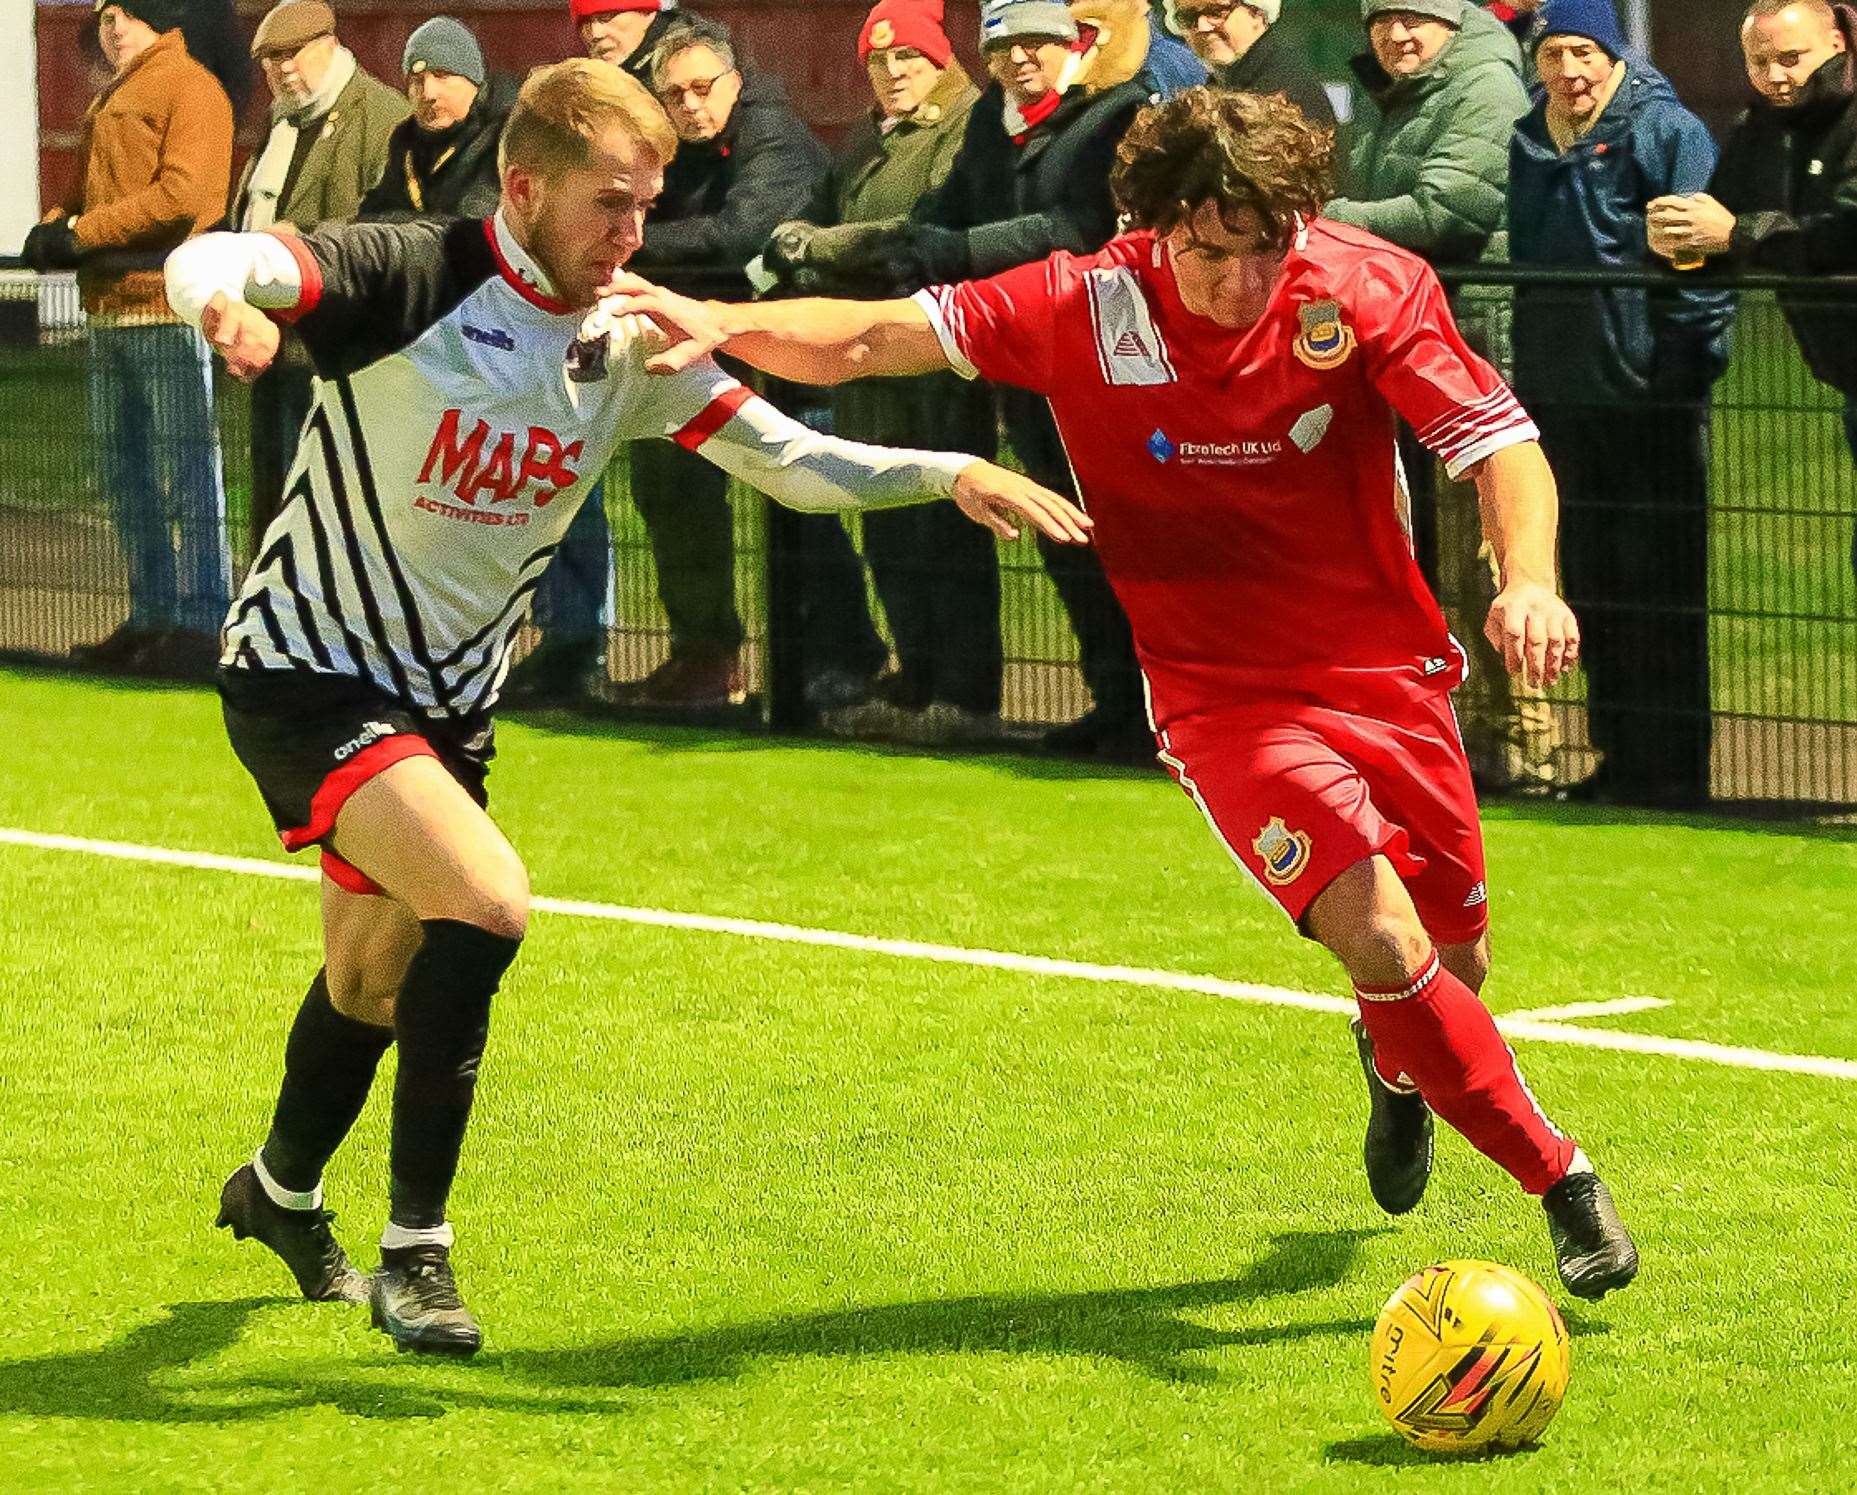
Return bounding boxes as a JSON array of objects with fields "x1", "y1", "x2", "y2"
[{"x1": 16, "y1": 0, "x2": 1857, "y2": 807}]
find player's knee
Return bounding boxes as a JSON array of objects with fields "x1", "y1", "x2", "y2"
[
  {"x1": 453, "y1": 858, "x2": 530, "y2": 942},
  {"x1": 1329, "y1": 909, "x2": 1433, "y2": 991}
]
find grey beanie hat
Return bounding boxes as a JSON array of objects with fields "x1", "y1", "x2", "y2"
[
  {"x1": 404, "y1": 16, "x2": 486, "y2": 86},
  {"x1": 1361, "y1": 0, "x2": 1466, "y2": 24},
  {"x1": 979, "y1": 0, "x2": 1081, "y2": 48}
]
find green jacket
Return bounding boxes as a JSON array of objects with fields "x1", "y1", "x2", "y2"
[
  {"x1": 1326, "y1": 6, "x2": 1528, "y2": 266},
  {"x1": 807, "y1": 65, "x2": 996, "y2": 456},
  {"x1": 231, "y1": 64, "x2": 409, "y2": 233}
]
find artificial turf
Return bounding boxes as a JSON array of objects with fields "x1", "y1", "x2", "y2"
[{"x1": 1, "y1": 667, "x2": 1855, "y2": 1491}]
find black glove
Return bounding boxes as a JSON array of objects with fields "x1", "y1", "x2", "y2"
[
  {"x1": 23, "y1": 218, "x2": 82, "y2": 272},
  {"x1": 761, "y1": 220, "x2": 820, "y2": 285},
  {"x1": 834, "y1": 223, "x2": 972, "y2": 295},
  {"x1": 906, "y1": 223, "x2": 973, "y2": 285}
]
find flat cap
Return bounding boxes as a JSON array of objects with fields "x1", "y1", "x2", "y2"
[{"x1": 251, "y1": 0, "x2": 336, "y2": 58}]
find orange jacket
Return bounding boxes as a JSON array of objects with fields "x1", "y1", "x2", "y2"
[{"x1": 54, "y1": 30, "x2": 233, "y2": 319}]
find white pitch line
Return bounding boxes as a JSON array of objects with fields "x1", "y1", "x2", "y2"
[
  {"x1": 1503, "y1": 997, "x2": 1673, "y2": 1023},
  {"x1": 5, "y1": 825, "x2": 1856, "y2": 1084}
]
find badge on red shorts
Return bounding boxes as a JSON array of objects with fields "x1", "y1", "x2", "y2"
[{"x1": 1253, "y1": 816, "x2": 1313, "y2": 885}]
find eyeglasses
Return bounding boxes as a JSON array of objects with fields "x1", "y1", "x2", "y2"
[
  {"x1": 865, "y1": 46, "x2": 927, "y2": 69},
  {"x1": 1176, "y1": 3, "x2": 1237, "y2": 28},
  {"x1": 655, "y1": 70, "x2": 735, "y2": 107}
]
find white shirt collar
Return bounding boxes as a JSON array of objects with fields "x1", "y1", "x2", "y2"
[{"x1": 492, "y1": 208, "x2": 559, "y2": 300}]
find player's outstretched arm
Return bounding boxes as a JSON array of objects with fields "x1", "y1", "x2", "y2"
[
  {"x1": 678, "y1": 381, "x2": 1091, "y2": 546},
  {"x1": 1473, "y1": 441, "x2": 1581, "y2": 690},
  {"x1": 597, "y1": 271, "x2": 952, "y2": 385}
]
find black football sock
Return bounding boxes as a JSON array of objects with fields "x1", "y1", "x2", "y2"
[
  {"x1": 259, "y1": 969, "x2": 395, "y2": 1197},
  {"x1": 387, "y1": 919, "x2": 520, "y2": 1231}
]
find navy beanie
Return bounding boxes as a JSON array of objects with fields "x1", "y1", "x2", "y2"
[{"x1": 1536, "y1": 0, "x2": 1627, "y2": 58}]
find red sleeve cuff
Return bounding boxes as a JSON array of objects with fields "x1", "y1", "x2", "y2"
[{"x1": 264, "y1": 230, "x2": 325, "y2": 323}]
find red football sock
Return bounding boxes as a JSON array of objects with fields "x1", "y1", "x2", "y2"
[{"x1": 1354, "y1": 951, "x2": 1577, "y2": 1196}]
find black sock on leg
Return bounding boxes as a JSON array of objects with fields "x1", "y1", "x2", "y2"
[
  {"x1": 388, "y1": 919, "x2": 520, "y2": 1231},
  {"x1": 259, "y1": 969, "x2": 394, "y2": 1195}
]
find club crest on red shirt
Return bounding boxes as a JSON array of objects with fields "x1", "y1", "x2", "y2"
[
  {"x1": 1253, "y1": 816, "x2": 1313, "y2": 885},
  {"x1": 1293, "y1": 299, "x2": 1356, "y2": 371}
]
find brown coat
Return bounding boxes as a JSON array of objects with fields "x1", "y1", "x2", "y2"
[{"x1": 56, "y1": 30, "x2": 234, "y2": 319}]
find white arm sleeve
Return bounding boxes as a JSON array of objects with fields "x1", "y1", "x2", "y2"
[
  {"x1": 699, "y1": 392, "x2": 970, "y2": 513},
  {"x1": 163, "y1": 231, "x2": 307, "y2": 330},
  {"x1": 615, "y1": 335, "x2": 972, "y2": 513}
]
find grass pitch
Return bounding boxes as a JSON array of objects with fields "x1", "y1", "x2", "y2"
[{"x1": 2, "y1": 668, "x2": 1856, "y2": 1491}]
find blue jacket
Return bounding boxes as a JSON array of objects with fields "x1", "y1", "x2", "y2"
[
  {"x1": 1509, "y1": 56, "x2": 1734, "y2": 406},
  {"x1": 1146, "y1": 11, "x2": 1210, "y2": 97}
]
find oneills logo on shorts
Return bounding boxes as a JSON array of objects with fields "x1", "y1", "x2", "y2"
[
  {"x1": 1293, "y1": 300, "x2": 1356, "y2": 371},
  {"x1": 334, "y1": 721, "x2": 396, "y2": 762},
  {"x1": 1253, "y1": 816, "x2": 1313, "y2": 885}
]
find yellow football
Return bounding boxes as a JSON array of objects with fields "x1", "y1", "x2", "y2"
[{"x1": 1369, "y1": 1259, "x2": 1571, "y2": 1453}]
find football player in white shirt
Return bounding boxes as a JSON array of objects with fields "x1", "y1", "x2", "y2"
[{"x1": 167, "y1": 57, "x2": 1090, "y2": 1355}]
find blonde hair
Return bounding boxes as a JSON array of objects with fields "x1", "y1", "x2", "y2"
[{"x1": 499, "y1": 58, "x2": 679, "y2": 178}]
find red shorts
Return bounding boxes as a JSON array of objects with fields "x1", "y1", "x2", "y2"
[{"x1": 1157, "y1": 691, "x2": 1489, "y2": 947}]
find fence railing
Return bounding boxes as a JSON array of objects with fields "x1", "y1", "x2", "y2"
[{"x1": 3, "y1": 256, "x2": 1854, "y2": 809}]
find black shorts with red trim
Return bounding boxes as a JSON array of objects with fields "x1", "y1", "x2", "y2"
[{"x1": 219, "y1": 667, "x2": 494, "y2": 896}]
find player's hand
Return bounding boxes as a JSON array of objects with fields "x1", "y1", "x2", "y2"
[
  {"x1": 1486, "y1": 581, "x2": 1580, "y2": 689},
  {"x1": 201, "y1": 291, "x2": 280, "y2": 382},
  {"x1": 952, "y1": 461, "x2": 1094, "y2": 545},
  {"x1": 594, "y1": 271, "x2": 728, "y2": 374}
]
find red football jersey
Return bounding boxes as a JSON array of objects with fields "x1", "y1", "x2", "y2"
[{"x1": 915, "y1": 219, "x2": 1538, "y2": 729}]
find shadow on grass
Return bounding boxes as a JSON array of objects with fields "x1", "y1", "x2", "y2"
[
  {"x1": 0, "y1": 1230, "x2": 1379, "y2": 1425},
  {"x1": 0, "y1": 1297, "x2": 619, "y2": 1425},
  {"x1": 505, "y1": 704, "x2": 1166, "y2": 783},
  {"x1": 1323, "y1": 1432, "x2": 1543, "y2": 1468},
  {"x1": 496, "y1": 1228, "x2": 1383, "y2": 1393}
]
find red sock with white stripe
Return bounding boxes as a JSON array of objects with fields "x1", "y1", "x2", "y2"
[{"x1": 1354, "y1": 951, "x2": 1578, "y2": 1196}]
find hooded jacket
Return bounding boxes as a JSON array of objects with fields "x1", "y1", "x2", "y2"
[
  {"x1": 1710, "y1": 3, "x2": 1857, "y2": 393},
  {"x1": 912, "y1": 0, "x2": 1158, "y2": 478},
  {"x1": 358, "y1": 75, "x2": 517, "y2": 223},
  {"x1": 632, "y1": 66, "x2": 830, "y2": 291},
  {"x1": 1328, "y1": 4, "x2": 1529, "y2": 265},
  {"x1": 1509, "y1": 54, "x2": 1734, "y2": 405},
  {"x1": 913, "y1": 0, "x2": 1156, "y2": 279},
  {"x1": 50, "y1": 29, "x2": 234, "y2": 320},
  {"x1": 618, "y1": 8, "x2": 687, "y2": 85},
  {"x1": 1221, "y1": 21, "x2": 1338, "y2": 130}
]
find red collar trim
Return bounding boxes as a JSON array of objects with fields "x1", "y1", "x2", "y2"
[{"x1": 482, "y1": 218, "x2": 574, "y2": 315}]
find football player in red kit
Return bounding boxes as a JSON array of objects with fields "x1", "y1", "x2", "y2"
[{"x1": 602, "y1": 87, "x2": 1637, "y2": 1299}]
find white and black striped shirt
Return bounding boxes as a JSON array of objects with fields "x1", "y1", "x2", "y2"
[{"x1": 166, "y1": 213, "x2": 970, "y2": 717}]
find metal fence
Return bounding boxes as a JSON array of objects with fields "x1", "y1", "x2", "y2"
[
  {"x1": 1441, "y1": 264, "x2": 1857, "y2": 809},
  {"x1": 2, "y1": 260, "x2": 1854, "y2": 809}
]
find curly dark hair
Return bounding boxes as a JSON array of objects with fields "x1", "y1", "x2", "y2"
[{"x1": 1111, "y1": 88, "x2": 1336, "y2": 251}]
